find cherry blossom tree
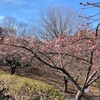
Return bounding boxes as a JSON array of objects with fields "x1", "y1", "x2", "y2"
[
  {"x1": 37, "y1": 6, "x2": 89, "y2": 92},
  {"x1": 2, "y1": 25, "x2": 99, "y2": 99},
  {"x1": 79, "y1": 1, "x2": 100, "y2": 99},
  {"x1": 0, "y1": 33, "x2": 33, "y2": 74},
  {"x1": 0, "y1": 16, "x2": 36, "y2": 74},
  {"x1": 79, "y1": 2, "x2": 100, "y2": 27}
]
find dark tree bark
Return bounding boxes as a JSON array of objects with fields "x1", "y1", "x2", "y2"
[
  {"x1": 64, "y1": 76, "x2": 68, "y2": 92},
  {"x1": 76, "y1": 76, "x2": 79, "y2": 82},
  {"x1": 5, "y1": 58, "x2": 16, "y2": 75},
  {"x1": 10, "y1": 65, "x2": 16, "y2": 75}
]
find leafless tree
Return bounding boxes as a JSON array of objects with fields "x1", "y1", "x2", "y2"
[
  {"x1": 80, "y1": 2, "x2": 100, "y2": 26},
  {"x1": 16, "y1": 20, "x2": 35, "y2": 38},
  {"x1": 38, "y1": 6, "x2": 86, "y2": 40},
  {"x1": 0, "y1": 16, "x2": 17, "y2": 35}
]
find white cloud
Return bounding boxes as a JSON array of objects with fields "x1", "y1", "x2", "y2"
[
  {"x1": 0, "y1": 16, "x2": 4, "y2": 20},
  {"x1": 3, "y1": 0, "x2": 27, "y2": 5},
  {"x1": 20, "y1": 9, "x2": 39, "y2": 14}
]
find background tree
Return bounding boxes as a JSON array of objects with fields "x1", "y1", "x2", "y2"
[
  {"x1": 0, "y1": 16, "x2": 17, "y2": 35},
  {"x1": 38, "y1": 6, "x2": 87, "y2": 40},
  {"x1": 0, "y1": 17, "x2": 35, "y2": 75},
  {"x1": 0, "y1": 34, "x2": 34, "y2": 75},
  {"x1": 17, "y1": 21, "x2": 35, "y2": 38}
]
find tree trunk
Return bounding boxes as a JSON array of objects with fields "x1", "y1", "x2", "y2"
[
  {"x1": 75, "y1": 90, "x2": 84, "y2": 100},
  {"x1": 75, "y1": 76, "x2": 79, "y2": 82},
  {"x1": 64, "y1": 76, "x2": 68, "y2": 92},
  {"x1": 10, "y1": 65, "x2": 16, "y2": 75}
]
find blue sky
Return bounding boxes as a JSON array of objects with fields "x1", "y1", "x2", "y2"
[{"x1": 0, "y1": 0, "x2": 100, "y2": 23}]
